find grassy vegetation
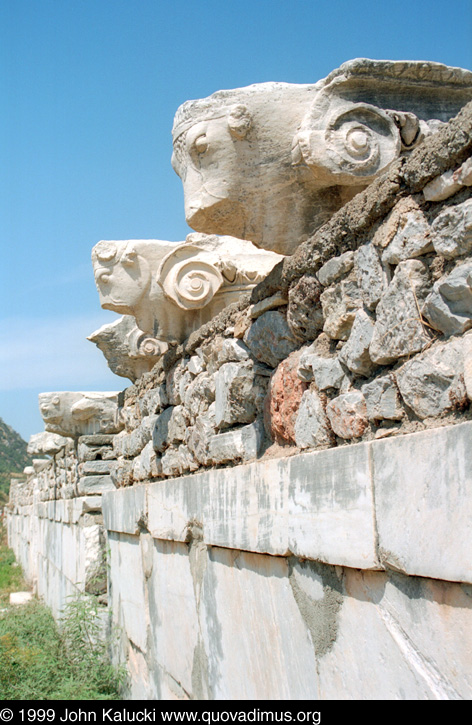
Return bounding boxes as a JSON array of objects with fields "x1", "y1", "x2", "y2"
[
  {"x1": 0, "y1": 536, "x2": 27, "y2": 606},
  {"x1": 0, "y1": 522, "x2": 124, "y2": 700}
]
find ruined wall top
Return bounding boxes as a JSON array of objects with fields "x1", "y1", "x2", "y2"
[{"x1": 172, "y1": 58, "x2": 472, "y2": 255}]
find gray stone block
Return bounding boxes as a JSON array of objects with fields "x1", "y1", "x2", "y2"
[
  {"x1": 78, "y1": 434, "x2": 115, "y2": 446},
  {"x1": 369, "y1": 259, "x2": 431, "y2": 365},
  {"x1": 187, "y1": 354, "x2": 204, "y2": 376},
  {"x1": 431, "y1": 198, "x2": 472, "y2": 259},
  {"x1": 396, "y1": 338, "x2": 466, "y2": 419},
  {"x1": 318, "y1": 251, "x2": 355, "y2": 286},
  {"x1": 338, "y1": 309, "x2": 376, "y2": 377},
  {"x1": 161, "y1": 445, "x2": 198, "y2": 478},
  {"x1": 133, "y1": 441, "x2": 162, "y2": 481},
  {"x1": 373, "y1": 421, "x2": 472, "y2": 583},
  {"x1": 208, "y1": 421, "x2": 264, "y2": 465},
  {"x1": 245, "y1": 311, "x2": 299, "y2": 368},
  {"x1": 114, "y1": 415, "x2": 158, "y2": 459},
  {"x1": 381, "y1": 208, "x2": 433, "y2": 264},
  {"x1": 217, "y1": 338, "x2": 250, "y2": 366},
  {"x1": 297, "y1": 348, "x2": 345, "y2": 389},
  {"x1": 215, "y1": 361, "x2": 258, "y2": 430},
  {"x1": 78, "y1": 475, "x2": 115, "y2": 495},
  {"x1": 356, "y1": 243, "x2": 388, "y2": 310},
  {"x1": 77, "y1": 442, "x2": 114, "y2": 462},
  {"x1": 294, "y1": 390, "x2": 332, "y2": 449},
  {"x1": 287, "y1": 275, "x2": 324, "y2": 341},
  {"x1": 167, "y1": 405, "x2": 189, "y2": 444},
  {"x1": 320, "y1": 273, "x2": 363, "y2": 340},
  {"x1": 186, "y1": 406, "x2": 217, "y2": 466},
  {"x1": 166, "y1": 361, "x2": 187, "y2": 406},
  {"x1": 424, "y1": 261, "x2": 472, "y2": 336},
  {"x1": 183, "y1": 373, "x2": 215, "y2": 422},
  {"x1": 361, "y1": 375, "x2": 403, "y2": 421},
  {"x1": 102, "y1": 484, "x2": 147, "y2": 535},
  {"x1": 81, "y1": 460, "x2": 111, "y2": 475},
  {"x1": 152, "y1": 407, "x2": 174, "y2": 453}
]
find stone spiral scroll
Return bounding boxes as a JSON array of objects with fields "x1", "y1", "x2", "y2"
[
  {"x1": 91, "y1": 234, "x2": 283, "y2": 347},
  {"x1": 292, "y1": 103, "x2": 401, "y2": 186},
  {"x1": 158, "y1": 244, "x2": 225, "y2": 310}
]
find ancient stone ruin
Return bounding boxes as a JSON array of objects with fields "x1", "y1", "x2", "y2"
[{"x1": 7, "y1": 58, "x2": 472, "y2": 699}]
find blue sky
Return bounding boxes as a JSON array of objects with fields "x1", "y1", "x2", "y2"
[{"x1": 1, "y1": 0, "x2": 472, "y2": 441}]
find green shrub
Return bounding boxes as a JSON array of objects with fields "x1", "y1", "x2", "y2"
[
  {"x1": 0, "y1": 595, "x2": 125, "y2": 700},
  {"x1": 0, "y1": 601, "x2": 65, "y2": 699}
]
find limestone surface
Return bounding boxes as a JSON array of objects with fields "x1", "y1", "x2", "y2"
[
  {"x1": 380, "y1": 206, "x2": 432, "y2": 265},
  {"x1": 430, "y1": 198, "x2": 472, "y2": 259},
  {"x1": 338, "y1": 309, "x2": 376, "y2": 377},
  {"x1": 294, "y1": 390, "x2": 332, "y2": 449},
  {"x1": 245, "y1": 311, "x2": 299, "y2": 368},
  {"x1": 320, "y1": 273, "x2": 363, "y2": 340},
  {"x1": 423, "y1": 156, "x2": 472, "y2": 201},
  {"x1": 215, "y1": 361, "x2": 259, "y2": 430},
  {"x1": 286, "y1": 275, "x2": 324, "y2": 341},
  {"x1": 355, "y1": 243, "x2": 387, "y2": 310},
  {"x1": 396, "y1": 338, "x2": 466, "y2": 419},
  {"x1": 297, "y1": 347, "x2": 345, "y2": 390},
  {"x1": 361, "y1": 375, "x2": 403, "y2": 422},
  {"x1": 318, "y1": 251, "x2": 355, "y2": 287}
]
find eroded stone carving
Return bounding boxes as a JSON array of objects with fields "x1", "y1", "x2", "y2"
[
  {"x1": 92, "y1": 233, "x2": 282, "y2": 345},
  {"x1": 39, "y1": 392, "x2": 123, "y2": 438},
  {"x1": 88, "y1": 315, "x2": 167, "y2": 382},
  {"x1": 172, "y1": 58, "x2": 472, "y2": 254},
  {"x1": 27, "y1": 431, "x2": 69, "y2": 456}
]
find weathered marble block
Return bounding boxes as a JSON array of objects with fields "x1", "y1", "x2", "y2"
[
  {"x1": 88, "y1": 315, "x2": 167, "y2": 382},
  {"x1": 172, "y1": 59, "x2": 472, "y2": 254},
  {"x1": 92, "y1": 233, "x2": 282, "y2": 345},
  {"x1": 39, "y1": 391, "x2": 123, "y2": 438},
  {"x1": 27, "y1": 431, "x2": 70, "y2": 456}
]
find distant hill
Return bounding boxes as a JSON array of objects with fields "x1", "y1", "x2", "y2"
[{"x1": 0, "y1": 418, "x2": 32, "y2": 504}]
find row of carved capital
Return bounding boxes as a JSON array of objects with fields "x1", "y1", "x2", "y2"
[{"x1": 34, "y1": 59, "x2": 472, "y2": 444}]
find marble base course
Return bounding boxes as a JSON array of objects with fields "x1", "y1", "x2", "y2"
[
  {"x1": 7, "y1": 499, "x2": 105, "y2": 619},
  {"x1": 103, "y1": 421, "x2": 472, "y2": 584},
  {"x1": 97, "y1": 421, "x2": 472, "y2": 699},
  {"x1": 105, "y1": 531, "x2": 472, "y2": 700}
]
